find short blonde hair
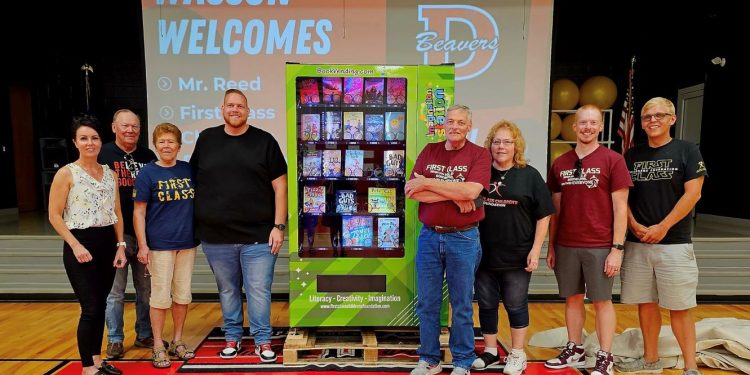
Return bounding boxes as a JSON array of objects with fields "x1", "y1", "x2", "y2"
[
  {"x1": 483, "y1": 119, "x2": 528, "y2": 168},
  {"x1": 152, "y1": 123, "x2": 182, "y2": 146},
  {"x1": 642, "y1": 97, "x2": 675, "y2": 115}
]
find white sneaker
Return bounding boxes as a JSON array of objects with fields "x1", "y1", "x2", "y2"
[
  {"x1": 411, "y1": 360, "x2": 442, "y2": 375},
  {"x1": 503, "y1": 350, "x2": 527, "y2": 375},
  {"x1": 450, "y1": 367, "x2": 470, "y2": 375}
]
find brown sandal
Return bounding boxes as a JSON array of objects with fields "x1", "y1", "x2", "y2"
[
  {"x1": 169, "y1": 340, "x2": 196, "y2": 360},
  {"x1": 152, "y1": 347, "x2": 171, "y2": 368}
]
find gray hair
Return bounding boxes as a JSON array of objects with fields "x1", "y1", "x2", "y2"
[{"x1": 447, "y1": 104, "x2": 472, "y2": 121}]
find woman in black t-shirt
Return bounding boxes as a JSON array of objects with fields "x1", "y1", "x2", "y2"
[{"x1": 472, "y1": 120, "x2": 554, "y2": 374}]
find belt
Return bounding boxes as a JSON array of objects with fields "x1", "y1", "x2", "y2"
[{"x1": 427, "y1": 223, "x2": 478, "y2": 234}]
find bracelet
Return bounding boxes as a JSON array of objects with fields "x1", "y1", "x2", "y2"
[{"x1": 116, "y1": 241, "x2": 127, "y2": 248}]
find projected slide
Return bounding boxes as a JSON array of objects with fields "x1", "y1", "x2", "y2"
[{"x1": 142, "y1": 0, "x2": 553, "y2": 170}]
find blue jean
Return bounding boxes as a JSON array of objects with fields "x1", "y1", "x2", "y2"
[
  {"x1": 416, "y1": 226, "x2": 481, "y2": 370},
  {"x1": 202, "y1": 242, "x2": 277, "y2": 344},
  {"x1": 105, "y1": 234, "x2": 152, "y2": 342},
  {"x1": 475, "y1": 267, "x2": 531, "y2": 331}
]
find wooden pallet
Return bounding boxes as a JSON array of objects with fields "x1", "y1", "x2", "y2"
[{"x1": 283, "y1": 327, "x2": 451, "y2": 365}]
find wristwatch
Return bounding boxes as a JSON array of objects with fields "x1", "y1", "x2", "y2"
[
  {"x1": 274, "y1": 223, "x2": 286, "y2": 231},
  {"x1": 612, "y1": 243, "x2": 625, "y2": 250},
  {"x1": 116, "y1": 241, "x2": 127, "y2": 248}
]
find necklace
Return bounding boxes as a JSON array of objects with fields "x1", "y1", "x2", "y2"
[{"x1": 495, "y1": 164, "x2": 514, "y2": 180}]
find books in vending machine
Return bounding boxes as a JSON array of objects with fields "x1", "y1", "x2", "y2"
[{"x1": 286, "y1": 63, "x2": 454, "y2": 327}]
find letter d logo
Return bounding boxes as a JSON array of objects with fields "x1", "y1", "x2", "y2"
[{"x1": 417, "y1": 5, "x2": 500, "y2": 81}]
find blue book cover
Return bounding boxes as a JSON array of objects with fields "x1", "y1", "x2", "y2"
[
  {"x1": 365, "y1": 114, "x2": 385, "y2": 141},
  {"x1": 342, "y1": 215, "x2": 373, "y2": 247},
  {"x1": 377, "y1": 217, "x2": 400, "y2": 248},
  {"x1": 385, "y1": 111, "x2": 405, "y2": 141}
]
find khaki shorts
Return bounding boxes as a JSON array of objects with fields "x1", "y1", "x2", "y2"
[
  {"x1": 554, "y1": 245, "x2": 614, "y2": 301},
  {"x1": 620, "y1": 241, "x2": 698, "y2": 310},
  {"x1": 148, "y1": 248, "x2": 197, "y2": 309}
]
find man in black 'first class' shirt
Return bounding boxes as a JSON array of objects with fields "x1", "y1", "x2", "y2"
[
  {"x1": 98, "y1": 109, "x2": 158, "y2": 358},
  {"x1": 617, "y1": 97, "x2": 708, "y2": 375}
]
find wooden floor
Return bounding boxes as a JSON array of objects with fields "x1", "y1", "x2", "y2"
[{"x1": 0, "y1": 301, "x2": 746, "y2": 374}]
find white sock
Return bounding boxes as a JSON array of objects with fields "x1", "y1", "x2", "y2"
[
  {"x1": 511, "y1": 348, "x2": 524, "y2": 355},
  {"x1": 484, "y1": 347, "x2": 498, "y2": 355}
]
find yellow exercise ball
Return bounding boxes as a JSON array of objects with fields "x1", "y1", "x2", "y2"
[
  {"x1": 579, "y1": 76, "x2": 617, "y2": 109},
  {"x1": 551, "y1": 79, "x2": 579, "y2": 110},
  {"x1": 560, "y1": 113, "x2": 577, "y2": 141},
  {"x1": 550, "y1": 142, "x2": 573, "y2": 164},
  {"x1": 550, "y1": 113, "x2": 562, "y2": 140}
]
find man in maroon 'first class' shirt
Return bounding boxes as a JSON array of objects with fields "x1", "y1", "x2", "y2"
[{"x1": 406, "y1": 104, "x2": 491, "y2": 375}]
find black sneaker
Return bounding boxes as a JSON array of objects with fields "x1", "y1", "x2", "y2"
[
  {"x1": 255, "y1": 343, "x2": 277, "y2": 362},
  {"x1": 220, "y1": 340, "x2": 241, "y2": 359},
  {"x1": 472, "y1": 351, "x2": 500, "y2": 369},
  {"x1": 98, "y1": 361, "x2": 122, "y2": 375}
]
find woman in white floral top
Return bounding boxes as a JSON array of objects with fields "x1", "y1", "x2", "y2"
[{"x1": 48, "y1": 115, "x2": 128, "y2": 375}]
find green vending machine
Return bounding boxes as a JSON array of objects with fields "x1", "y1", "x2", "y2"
[{"x1": 286, "y1": 63, "x2": 454, "y2": 327}]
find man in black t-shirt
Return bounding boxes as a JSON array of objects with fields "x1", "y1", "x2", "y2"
[
  {"x1": 617, "y1": 97, "x2": 708, "y2": 375},
  {"x1": 190, "y1": 89, "x2": 287, "y2": 362},
  {"x1": 98, "y1": 109, "x2": 158, "y2": 358}
]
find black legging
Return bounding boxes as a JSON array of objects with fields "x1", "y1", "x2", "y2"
[{"x1": 63, "y1": 226, "x2": 117, "y2": 367}]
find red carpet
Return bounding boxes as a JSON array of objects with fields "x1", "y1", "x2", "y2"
[{"x1": 51, "y1": 328, "x2": 583, "y2": 374}]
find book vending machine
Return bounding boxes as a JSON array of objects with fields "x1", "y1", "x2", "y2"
[{"x1": 286, "y1": 63, "x2": 454, "y2": 327}]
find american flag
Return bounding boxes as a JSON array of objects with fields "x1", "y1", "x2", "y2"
[{"x1": 618, "y1": 56, "x2": 636, "y2": 154}]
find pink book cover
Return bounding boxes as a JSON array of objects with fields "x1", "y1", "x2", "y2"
[
  {"x1": 386, "y1": 78, "x2": 406, "y2": 105},
  {"x1": 321, "y1": 77, "x2": 343, "y2": 104},
  {"x1": 343, "y1": 77, "x2": 364, "y2": 104}
]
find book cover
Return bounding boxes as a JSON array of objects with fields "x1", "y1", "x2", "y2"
[
  {"x1": 343, "y1": 111, "x2": 364, "y2": 140},
  {"x1": 321, "y1": 77, "x2": 342, "y2": 105},
  {"x1": 364, "y1": 114, "x2": 385, "y2": 142},
  {"x1": 344, "y1": 149, "x2": 364, "y2": 177},
  {"x1": 386, "y1": 78, "x2": 406, "y2": 105},
  {"x1": 336, "y1": 190, "x2": 357, "y2": 214},
  {"x1": 298, "y1": 78, "x2": 320, "y2": 105},
  {"x1": 302, "y1": 150, "x2": 322, "y2": 177},
  {"x1": 385, "y1": 111, "x2": 405, "y2": 141},
  {"x1": 303, "y1": 185, "x2": 326, "y2": 213},
  {"x1": 342, "y1": 215, "x2": 373, "y2": 247},
  {"x1": 343, "y1": 77, "x2": 363, "y2": 104},
  {"x1": 322, "y1": 150, "x2": 342, "y2": 177},
  {"x1": 368, "y1": 187, "x2": 396, "y2": 213},
  {"x1": 383, "y1": 150, "x2": 405, "y2": 177},
  {"x1": 377, "y1": 217, "x2": 400, "y2": 248},
  {"x1": 300, "y1": 113, "x2": 321, "y2": 141},
  {"x1": 364, "y1": 78, "x2": 385, "y2": 104},
  {"x1": 322, "y1": 111, "x2": 342, "y2": 140}
]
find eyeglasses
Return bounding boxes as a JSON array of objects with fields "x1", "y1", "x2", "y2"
[
  {"x1": 574, "y1": 158, "x2": 583, "y2": 178},
  {"x1": 123, "y1": 153, "x2": 140, "y2": 177},
  {"x1": 491, "y1": 139, "x2": 515, "y2": 146},
  {"x1": 640, "y1": 112, "x2": 673, "y2": 122}
]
